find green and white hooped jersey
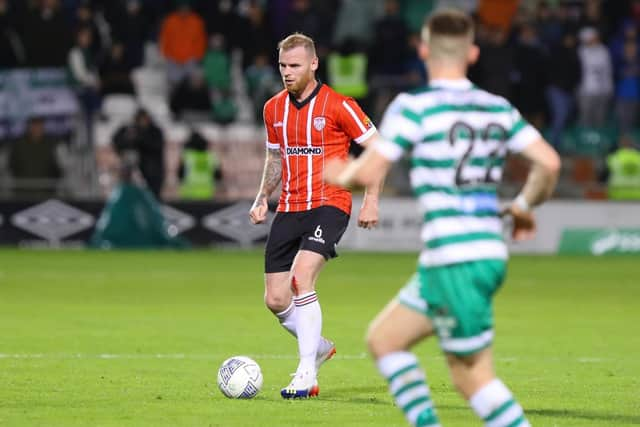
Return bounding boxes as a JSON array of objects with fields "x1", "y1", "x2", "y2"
[{"x1": 376, "y1": 79, "x2": 540, "y2": 268}]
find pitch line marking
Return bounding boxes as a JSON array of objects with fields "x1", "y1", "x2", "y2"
[
  {"x1": 0, "y1": 353, "x2": 369, "y2": 360},
  {"x1": 0, "y1": 353, "x2": 611, "y2": 363}
]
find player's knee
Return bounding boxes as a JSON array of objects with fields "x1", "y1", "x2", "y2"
[{"x1": 264, "y1": 292, "x2": 290, "y2": 313}]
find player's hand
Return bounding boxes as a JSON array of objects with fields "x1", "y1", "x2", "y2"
[
  {"x1": 500, "y1": 204, "x2": 536, "y2": 241},
  {"x1": 249, "y1": 196, "x2": 268, "y2": 224},
  {"x1": 323, "y1": 158, "x2": 349, "y2": 187},
  {"x1": 358, "y1": 199, "x2": 379, "y2": 229}
]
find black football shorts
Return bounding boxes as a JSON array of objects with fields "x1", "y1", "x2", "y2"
[{"x1": 264, "y1": 206, "x2": 350, "y2": 273}]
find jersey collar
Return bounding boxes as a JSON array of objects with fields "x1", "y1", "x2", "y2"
[
  {"x1": 428, "y1": 78, "x2": 473, "y2": 90},
  {"x1": 288, "y1": 79, "x2": 323, "y2": 109}
]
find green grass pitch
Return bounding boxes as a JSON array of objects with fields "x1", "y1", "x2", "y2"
[{"x1": 1, "y1": 249, "x2": 639, "y2": 426}]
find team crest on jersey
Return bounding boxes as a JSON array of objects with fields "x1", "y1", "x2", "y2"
[{"x1": 313, "y1": 116, "x2": 326, "y2": 131}]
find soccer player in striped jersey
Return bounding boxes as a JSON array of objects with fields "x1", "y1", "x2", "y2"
[
  {"x1": 248, "y1": 33, "x2": 382, "y2": 399},
  {"x1": 325, "y1": 9, "x2": 560, "y2": 427}
]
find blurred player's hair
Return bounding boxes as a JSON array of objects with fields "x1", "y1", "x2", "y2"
[
  {"x1": 422, "y1": 9, "x2": 474, "y2": 64},
  {"x1": 278, "y1": 33, "x2": 317, "y2": 58}
]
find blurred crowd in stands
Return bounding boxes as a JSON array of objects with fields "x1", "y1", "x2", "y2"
[{"x1": 1, "y1": 0, "x2": 640, "y2": 201}]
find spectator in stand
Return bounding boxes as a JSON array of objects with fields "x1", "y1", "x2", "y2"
[
  {"x1": 200, "y1": 0, "x2": 240, "y2": 52},
  {"x1": 535, "y1": 1, "x2": 565, "y2": 48},
  {"x1": 368, "y1": 0, "x2": 410, "y2": 119},
  {"x1": 404, "y1": 32, "x2": 428, "y2": 87},
  {"x1": 608, "y1": 19, "x2": 640, "y2": 68},
  {"x1": 369, "y1": 0, "x2": 409, "y2": 79},
  {"x1": 8, "y1": 116, "x2": 62, "y2": 198},
  {"x1": 285, "y1": 0, "x2": 334, "y2": 77},
  {"x1": 469, "y1": 24, "x2": 515, "y2": 101},
  {"x1": 169, "y1": 68, "x2": 212, "y2": 121},
  {"x1": 22, "y1": 0, "x2": 72, "y2": 67},
  {"x1": 613, "y1": 39, "x2": 640, "y2": 134},
  {"x1": 99, "y1": 41, "x2": 135, "y2": 96},
  {"x1": 245, "y1": 51, "x2": 280, "y2": 122},
  {"x1": 401, "y1": 0, "x2": 435, "y2": 34},
  {"x1": 159, "y1": 0, "x2": 206, "y2": 86},
  {"x1": 72, "y1": 0, "x2": 107, "y2": 62},
  {"x1": 545, "y1": 30, "x2": 582, "y2": 150},
  {"x1": 606, "y1": 134, "x2": 640, "y2": 200},
  {"x1": 579, "y1": 0, "x2": 609, "y2": 42},
  {"x1": 236, "y1": 0, "x2": 273, "y2": 70},
  {"x1": 476, "y1": 0, "x2": 519, "y2": 34},
  {"x1": 513, "y1": 22, "x2": 548, "y2": 130},
  {"x1": 109, "y1": 0, "x2": 151, "y2": 69},
  {"x1": 202, "y1": 33, "x2": 237, "y2": 124},
  {"x1": 0, "y1": 0, "x2": 25, "y2": 67},
  {"x1": 327, "y1": 38, "x2": 370, "y2": 107},
  {"x1": 112, "y1": 109, "x2": 165, "y2": 198},
  {"x1": 178, "y1": 130, "x2": 220, "y2": 200},
  {"x1": 577, "y1": 26, "x2": 613, "y2": 127},
  {"x1": 68, "y1": 26, "x2": 101, "y2": 146},
  {"x1": 332, "y1": 0, "x2": 384, "y2": 49},
  {"x1": 203, "y1": 33, "x2": 231, "y2": 96}
]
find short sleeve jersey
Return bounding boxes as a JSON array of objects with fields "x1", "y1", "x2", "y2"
[
  {"x1": 263, "y1": 83, "x2": 376, "y2": 215},
  {"x1": 375, "y1": 79, "x2": 541, "y2": 268}
]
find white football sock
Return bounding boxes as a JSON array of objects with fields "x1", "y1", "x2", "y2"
[
  {"x1": 293, "y1": 291, "x2": 321, "y2": 375},
  {"x1": 469, "y1": 378, "x2": 530, "y2": 427},
  {"x1": 275, "y1": 302, "x2": 298, "y2": 337},
  {"x1": 276, "y1": 302, "x2": 333, "y2": 360}
]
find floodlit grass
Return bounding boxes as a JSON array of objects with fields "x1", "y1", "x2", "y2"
[{"x1": 0, "y1": 250, "x2": 638, "y2": 426}]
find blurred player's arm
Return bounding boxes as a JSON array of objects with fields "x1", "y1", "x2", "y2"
[
  {"x1": 517, "y1": 138, "x2": 561, "y2": 208},
  {"x1": 249, "y1": 148, "x2": 282, "y2": 224},
  {"x1": 354, "y1": 134, "x2": 387, "y2": 229},
  {"x1": 503, "y1": 137, "x2": 561, "y2": 240},
  {"x1": 325, "y1": 137, "x2": 393, "y2": 191}
]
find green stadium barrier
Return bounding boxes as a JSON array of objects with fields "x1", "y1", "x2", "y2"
[
  {"x1": 558, "y1": 228, "x2": 640, "y2": 255},
  {"x1": 558, "y1": 126, "x2": 617, "y2": 157}
]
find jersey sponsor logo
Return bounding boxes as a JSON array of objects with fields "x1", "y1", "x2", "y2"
[
  {"x1": 286, "y1": 146, "x2": 323, "y2": 155},
  {"x1": 313, "y1": 116, "x2": 326, "y2": 131},
  {"x1": 308, "y1": 224, "x2": 326, "y2": 244}
]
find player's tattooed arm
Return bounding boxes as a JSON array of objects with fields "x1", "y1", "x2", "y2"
[
  {"x1": 250, "y1": 148, "x2": 281, "y2": 224},
  {"x1": 260, "y1": 148, "x2": 282, "y2": 198}
]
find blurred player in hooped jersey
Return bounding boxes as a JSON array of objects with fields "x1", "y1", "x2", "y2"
[
  {"x1": 248, "y1": 33, "x2": 382, "y2": 399},
  {"x1": 325, "y1": 9, "x2": 560, "y2": 427}
]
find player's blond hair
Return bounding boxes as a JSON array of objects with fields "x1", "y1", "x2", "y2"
[
  {"x1": 278, "y1": 33, "x2": 317, "y2": 57},
  {"x1": 422, "y1": 9, "x2": 474, "y2": 64}
]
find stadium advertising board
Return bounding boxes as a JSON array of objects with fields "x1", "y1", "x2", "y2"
[
  {"x1": 1, "y1": 198, "x2": 640, "y2": 253},
  {"x1": 558, "y1": 228, "x2": 640, "y2": 255},
  {"x1": 0, "y1": 199, "x2": 272, "y2": 248},
  {"x1": 0, "y1": 68, "x2": 79, "y2": 138}
]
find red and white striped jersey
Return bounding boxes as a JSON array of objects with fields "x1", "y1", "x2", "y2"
[{"x1": 264, "y1": 83, "x2": 375, "y2": 215}]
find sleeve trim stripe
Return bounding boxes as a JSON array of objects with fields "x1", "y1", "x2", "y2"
[
  {"x1": 266, "y1": 141, "x2": 279, "y2": 149},
  {"x1": 354, "y1": 126, "x2": 376, "y2": 143},
  {"x1": 342, "y1": 100, "x2": 367, "y2": 133}
]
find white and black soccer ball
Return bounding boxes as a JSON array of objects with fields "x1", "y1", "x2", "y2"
[{"x1": 217, "y1": 356, "x2": 263, "y2": 399}]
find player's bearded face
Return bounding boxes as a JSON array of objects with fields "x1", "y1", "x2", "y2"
[{"x1": 278, "y1": 46, "x2": 316, "y2": 95}]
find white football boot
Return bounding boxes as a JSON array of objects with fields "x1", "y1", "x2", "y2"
[{"x1": 280, "y1": 369, "x2": 319, "y2": 399}]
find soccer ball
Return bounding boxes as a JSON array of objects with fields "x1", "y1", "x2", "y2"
[{"x1": 217, "y1": 356, "x2": 263, "y2": 399}]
